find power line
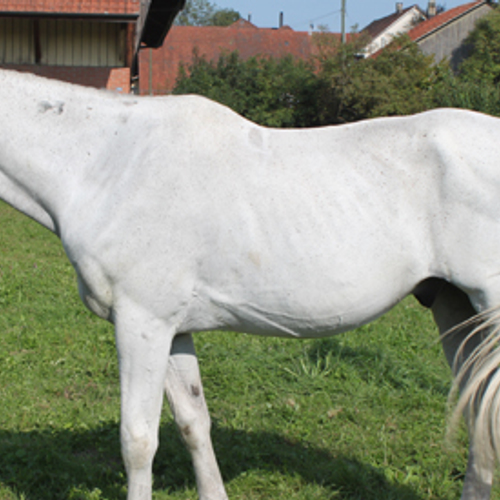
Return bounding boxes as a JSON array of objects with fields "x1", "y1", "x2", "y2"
[
  {"x1": 296, "y1": 6, "x2": 353, "y2": 33},
  {"x1": 293, "y1": 9, "x2": 341, "y2": 30}
]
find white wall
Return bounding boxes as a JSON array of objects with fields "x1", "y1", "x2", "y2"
[{"x1": 365, "y1": 7, "x2": 425, "y2": 57}]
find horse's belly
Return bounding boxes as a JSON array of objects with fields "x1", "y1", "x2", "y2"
[{"x1": 181, "y1": 253, "x2": 422, "y2": 338}]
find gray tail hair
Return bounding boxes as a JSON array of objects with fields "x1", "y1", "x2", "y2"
[{"x1": 449, "y1": 307, "x2": 500, "y2": 466}]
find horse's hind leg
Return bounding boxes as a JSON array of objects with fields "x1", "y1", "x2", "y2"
[
  {"x1": 165, "y1": 333, "x2": 228, "y2": 500},
  {"x1": 431, "y1": 282, "x2": 494, "y2": 500}
]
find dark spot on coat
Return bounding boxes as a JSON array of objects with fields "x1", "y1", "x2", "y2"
[{"x1": 38, "y1": 100, "x2": 65, "y2": 115}]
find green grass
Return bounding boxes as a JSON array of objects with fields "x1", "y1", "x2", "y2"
[{"x1": 0, "y1": 200, "x2": 494, "y2": 499}]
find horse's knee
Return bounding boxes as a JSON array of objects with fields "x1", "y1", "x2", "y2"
[
  {"x1": 172, "y1": 394, "x2": 212, "y2": 451},
  {"x1": 121, "y1": 421, "x2": 159, "y2": 471},
  {"x1": 180, "y1": 407, "x2": 211, "y2": 449}
]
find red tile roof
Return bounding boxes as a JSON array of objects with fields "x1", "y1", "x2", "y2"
[
  {"x1": 141, "y1": 21, "x2": 317, "y2": 93},
  {"x1": 0, "y1": 0, "x2": 140, "y2": 15},
  {"x1": 408, "y1": 0, "x2": 485, "y2": 40}
]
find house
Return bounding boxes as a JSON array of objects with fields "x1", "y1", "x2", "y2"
[
  {"x1": 363, "y1": 3, "x2": 427, "y2": 57},
  {"x1": 138, "y1": 19, "x2": 322, "y2": 95},
  {"x1": 408, "y1": 0, "x2": 494, "y2": 70},
  {"x1": 363, "y1": 1, "x2": 494, "y2": 67},
  {"x1": 0, "y1": 0, "x2": 184, "y2": 92}
]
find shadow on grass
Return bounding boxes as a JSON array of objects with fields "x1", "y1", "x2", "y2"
[{"x1": 0, "y1": 420, "x2": 433, "y2": 500}]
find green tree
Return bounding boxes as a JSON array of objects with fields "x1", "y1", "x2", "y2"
[
  {"x1": 362, "y1": 36, "x2": 443, "y2": 117},
  {"x1": 432, "y1": 71, "x2": 500, "y2": 115},
  {"x1": 211, "y1": 8, "x2": 240, "y2": 26},
  {"x1": 175, "y1": 0, "x2": 240, "y2": 26},
  {"x1": 313, "y1": 31, "x2": 369, "y2": 123},
  {"x1": 458, "y1": 8, "x2": 500, "y2": 85},
  {"x1": 427, "y1": 7, "x2": 500, "y2": 117},
  {"x1": 170, "y1": 22, "x2": 500, "y2": 128},
  {"x1": 316, "y1": 34, "x2": 443, "y2": 123},
  {"x1": 175, "y1": 0, "x2": 214, "y2": 26},
  {"x1": 173, "y1": 51, "x2": 323, "y2": 127}
]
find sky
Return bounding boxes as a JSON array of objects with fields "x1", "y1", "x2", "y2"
[{"x1": 212, "y1": 0, "x2": 474, "y2": 32}]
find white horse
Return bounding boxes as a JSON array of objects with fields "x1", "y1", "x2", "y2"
[{"x1": 0, "y1": 69, "x2": 499, "y2": 500}]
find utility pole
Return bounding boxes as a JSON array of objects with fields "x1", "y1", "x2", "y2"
[{"x1": 341, "y1": 0, "x2": 346, "y2": 44}]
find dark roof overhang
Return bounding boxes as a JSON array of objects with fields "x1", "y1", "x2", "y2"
[{"x1": 139, "y1": 0, "x2": 185, "y2": 48}]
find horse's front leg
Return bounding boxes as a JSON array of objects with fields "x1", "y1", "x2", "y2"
[
  {"x1": 166, "y1": 333, "x2": 228, "y2": 500},
  {"x1": 114, "y1": 300, "x2": 175, "y2": 500}
]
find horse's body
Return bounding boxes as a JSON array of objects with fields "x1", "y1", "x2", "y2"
[{"x1": 1, "y1": 69, "x2": 499, "y2": 499}]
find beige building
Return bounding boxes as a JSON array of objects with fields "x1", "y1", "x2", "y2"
[{"x1": 0, "y1": 0, "x2": 184, "y2": 92}]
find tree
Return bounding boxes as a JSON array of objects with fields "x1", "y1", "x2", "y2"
[
  {"x1": 426, "y1": 7, "x2": 500, "y2": 117},
  {"x1": 175, "y1": 0, "x2": 240, "y2": 27},
  {"x1": 175, "y1": 0, "x2": 214, "y2": 26},
  {"x1": 361, "y1": 35, "x2": 443, "y2": 117},
  {"x1": 313, "y1": 31, "x2": 370, "y2": 123},
  {"x1": 173, "y1": 51, "x2": 324, "y2": 127},
  {"x1": 458, "y1": 8, "x2": 500, "y2": 85},
  {"x1": 316, "y1": 34, "x2": 444, "y2": 123},
  {"x1": 432, "y1": 69, "x2": 500, "y2": 116},
  {"x1": 211, "y1": 8, "x2": 240, "y2": 26},
  {"x1": 170, "y1": 20, "x2": 500, "y2": 128}
]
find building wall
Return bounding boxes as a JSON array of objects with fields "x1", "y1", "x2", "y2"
[
  {"x1": 1, "y1": 63, "x2": 130, "y2": 91},
  {"x1": 417, "y1": 4, "x2": 492, "y2": 69},
  {"x1": 0, "y1": 18, "x2": 127, "y2": 66},
  {"x1": 0, "y1": 15, "x2": 133, "y2": 91}
]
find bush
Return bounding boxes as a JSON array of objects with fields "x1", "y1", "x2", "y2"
[
  {"x1": 316, "y1": 34, "x2": 443, "y2": 124},
  {"x1": 173, "y1": 51, "x2": 323, "y2": 127}
]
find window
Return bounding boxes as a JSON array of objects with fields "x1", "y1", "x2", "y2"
[{"x1": 0, "y1": 18, "x2": 127, "y2": 67}]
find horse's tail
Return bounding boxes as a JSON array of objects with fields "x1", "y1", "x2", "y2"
[{"x1": 450, "y1": 307, "x2": 500, "y2": 466}]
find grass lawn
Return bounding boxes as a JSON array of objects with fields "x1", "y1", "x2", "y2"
[{"x1": 0, "y1": 200, "x2": 494, "y2": 499}]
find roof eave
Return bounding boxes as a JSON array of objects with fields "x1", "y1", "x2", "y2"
[
  {"x1": 139, "y1": 0, "x2": 185, "y2": 48},
  {"x1": 0, "y1": 11, "x2": 138, "y2": 21}
]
